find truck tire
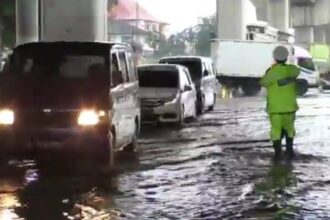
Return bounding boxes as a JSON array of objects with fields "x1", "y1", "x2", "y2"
[
  {"x1": 296, "y1": 79, "x2": 308, "y2": 96},
  {"x1": 241, "y1": 84, "x2": 261, "y2": 96}
]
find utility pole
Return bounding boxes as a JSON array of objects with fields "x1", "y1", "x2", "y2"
[
  {"x1": 133, "y1": 0, "x2": 140, "y2": 41},
  {"x1": 38, "y1": 0, "x2": 42, "y2": 41}
]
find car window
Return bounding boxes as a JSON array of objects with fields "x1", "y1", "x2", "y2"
[
  {"x1": 184, "y1": 69, "x2": 192, "y2": 84},
  {"x1": 126, "y1": 51, "x2": 137, "y2": 82},
  {"x1": 138, "y1": 68, "x2": 178, "y2": 88},
  {"x1": 180, "y1": 70, "x2": 190, "y2": 90},
  {"x1": 298, "y1": 58, "x2": 315, "y2": 71},
  {"x1": 160, "y1": 59, "x2": 202, "y2": 81},
  {"x1": 203, "y1": 63, "x2": 209, "y2": 77},
  {"x1": 111, "y1": 52, "x2": 123, "y2": 87},
  {"x1": 118, "y1": 51, "x2": 129, "y2": 82},
  {"x1": 207, "y1": 61, "x2": 214, "y2": 76}
]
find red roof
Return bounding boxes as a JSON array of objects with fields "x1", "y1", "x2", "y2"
[{"x1": 109, "y1": 0, "x2": 167, "y2": 24}]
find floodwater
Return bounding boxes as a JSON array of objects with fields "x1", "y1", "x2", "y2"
[{"x1": 1, "y1": 89, "x2": 330, "y2": 219}]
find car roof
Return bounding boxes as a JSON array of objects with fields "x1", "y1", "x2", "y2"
[
  {"x1": 14, "y1": 41, "x2": 129, "y2": 51},
  {"x1": 159, "y1": 56, "x2": 212, "y2": 62},
  {"x1": 138, "y1": 64, "x2": 183, "y2": 72}
]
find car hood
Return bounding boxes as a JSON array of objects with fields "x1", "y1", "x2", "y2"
[{"x1": 139, "y1": 88, "x2": 178, "y2": 99}]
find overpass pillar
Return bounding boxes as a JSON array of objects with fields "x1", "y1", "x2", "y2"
[
  {"x1": 314, "y1": 27, "x2": 327, "y2": 43},
  {"x1": 267, "y1": 0, "x2": 290, "y2": 32},
  {"x1": 295, "y1": 27, "x2": 314, "y2": 45},
  {"x1": 16, "y1": 0, "x2": 39, "y2": 45},
  {"x1": 217, "y1": 0, "x2": 254, "y2": 40}
]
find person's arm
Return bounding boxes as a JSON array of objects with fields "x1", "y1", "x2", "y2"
[
  {"x1": 287, "y1": 65, "x2": 300, "y2": 79},
  {"x1": 278, "y1": 77, "x2": 296, "y2": 86},
  {"x1": 260, "y1": 68, "x2": 275, "y2": 87},
  {"x1": 277, "y1": 65, "x2": 300, "y2": 86}
]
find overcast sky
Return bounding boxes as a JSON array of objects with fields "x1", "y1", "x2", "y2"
[{"x1": 139, "y1": 0, "x2": 216, "y2": 33}]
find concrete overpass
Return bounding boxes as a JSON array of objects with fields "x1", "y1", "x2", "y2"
[
  {"x1": 291, "y1": 0, "x2": 330, "y2": 44},
  {"x1": 15, "y1": 0, "x2": 330, "y2": 46},
  {"x1": 216, "y1": 0, "x2": 330, "y2": 46}
]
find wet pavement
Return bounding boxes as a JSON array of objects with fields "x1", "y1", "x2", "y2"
[{"x1": 1, "y1": 89, "x2": 330, "y2": 219}]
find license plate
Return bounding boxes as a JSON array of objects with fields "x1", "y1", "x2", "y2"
[{"x1": 36, "y1": 141, "x2": 62, "y2": 149}]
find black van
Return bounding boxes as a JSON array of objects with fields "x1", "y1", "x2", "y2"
[
  {"x1": 0, "y1": 42, "x2": 140, "y2": 167},
  {"x1": 159, "y1": 56, "x2": 218, "y2": 114}
]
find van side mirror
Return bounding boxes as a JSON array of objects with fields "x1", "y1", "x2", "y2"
[
  {"x1": 204, "y1": 70, "x2": 209, "y2": 76},
  {"x1": 184, "y1": 85, "x2": 192, "y2": 92}
]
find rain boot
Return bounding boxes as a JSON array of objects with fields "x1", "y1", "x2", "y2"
[
  {"x1": 286, "y1": 137, "x2": 295, "y2": 159},
  {"x1": 273, "y1": 140, "x2": 282, "y2": 161}
]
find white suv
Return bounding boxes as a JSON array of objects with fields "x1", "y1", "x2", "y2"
[{"x1": 138, "y1": 64, "x2": 197, "y2": 125}]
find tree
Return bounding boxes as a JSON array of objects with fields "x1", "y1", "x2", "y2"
[
  {"x1": 195, "y1": 15, "x2": 216, "y2": 56},
  {"x1": 156, "y1": 33, "x2": 187, "y2": 58},
  {"x1": 146, "y1": 31, "x2": 160, "y2": 51},
  {"x1": 0, "y1": 0, "x2": 15, "y2": 47}
]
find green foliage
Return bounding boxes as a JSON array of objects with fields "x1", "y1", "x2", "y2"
[
  {"x1": 195, "y1": 15, "x2": 216, "y2": 56},
  {"x1": 155, "y1": 15, "x2": 216, "y2": 58},
  {"x1": 155, "y1": 34, "x2": 186, "y2": 58}
]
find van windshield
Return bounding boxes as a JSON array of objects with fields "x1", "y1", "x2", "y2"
[
  {"x1": 138, "y1": 69, "x2": 178, "y2": 88},
  {"x1": 160, "y1": 60, "x2": 202, "y2": 81},
  {"x1": 11, "y1": 45, "x2": 108, "y2": 80},
  {"x1": 0, "y1": 43, "x2": 110, "y2": 107},
  {"x1": 298, "y1": 58, "x2": 316, "y2": 71}
]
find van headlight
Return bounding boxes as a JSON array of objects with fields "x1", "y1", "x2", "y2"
[
  {"x1": 0, "y1": 109, "x2": 14, "y2": 125},
  {"x1": 78, "y1": 110, "x2": 106, "y2": 126}
]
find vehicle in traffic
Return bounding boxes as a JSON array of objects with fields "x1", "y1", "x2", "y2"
[
  {"x1": 211, "y1": 40, "x2": 319, "y2": 96},
  {"x1": 159, "y1": 56, "x2": 218, "y2": 114},
  {"x1": 0, "y1": 42, "x2": 140, "y2": 167},
  {"x1": 138, "y1": 64, "x2": 197, "y2": 124},
  {"x1": 309, "y1": 44, "x2": 330, "y2": 90}
]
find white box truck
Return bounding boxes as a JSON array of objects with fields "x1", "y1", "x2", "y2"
[{"x1": 211, "y1": 40, "x2": 319, "y2": 96}]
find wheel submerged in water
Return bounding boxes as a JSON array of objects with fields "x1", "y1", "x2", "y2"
[
  {"x1": 241, "y1": 84, "x2": 261, "y2": 96},
  {"x1": 296, "y1": 79, "x2": 308, "y2": 96}
]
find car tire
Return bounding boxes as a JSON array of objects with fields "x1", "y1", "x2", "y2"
[
  {"x1": 124, "y1": 121, "x2": 139, "y2": 153},
  {"x1": 208, "y1": 94, "x2": 216, "y2": 111},
  {"x1": 197, "y1": 96, "x2": 205, "y2": 115},
  {"x1": 99, "y1": 131, "x2": 115, "y2": 170},
  {"x1": 192, "y1": 102, "x2": 197, "y2": 119},
  {"x1": 178, "y1": 105, "x2": 185, "y2": 125}
]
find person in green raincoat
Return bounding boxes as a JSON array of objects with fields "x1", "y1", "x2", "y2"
[{"x1": 260, "y1": 46, "x2": 300, "y2": 160}]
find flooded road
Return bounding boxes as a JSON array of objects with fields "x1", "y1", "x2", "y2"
[{"x1": 1, "y1": 89, "x2": 330, "y2": 219}]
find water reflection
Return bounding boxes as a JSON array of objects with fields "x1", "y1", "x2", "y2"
[
  {"x1": 220, "y1": 86, "x2": 233, "y2": 99},
  {"x1": 252, "y1": 161, "x2": 298, "y2": 219},
  {"x1": 0, "y1": 163, "x2": 118, "y2": 220}
]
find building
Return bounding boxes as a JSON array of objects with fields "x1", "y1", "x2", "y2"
[{"x1": 109, "y1": 0, "x2": 168, "y2": 53}]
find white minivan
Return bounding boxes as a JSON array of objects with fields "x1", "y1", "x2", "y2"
[
  {"x1": 138, "y1": 64, "x2": 197, "y2": 124},
  {"x1": 0, "y1": 42, "x2": 140, "y2": 168}
]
